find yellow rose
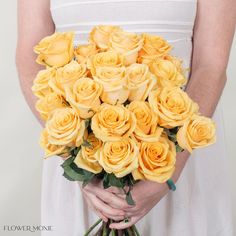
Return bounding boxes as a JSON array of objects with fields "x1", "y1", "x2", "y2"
[
  {"x1": 74, "y1": 43, "x2": 98, "y2": 64},
  {"x1": 126, "y1": 63, "x2": 156, "y2": 101},
  {"x1": 87, "y1": 51, "x2": 124, "y2": 76},
  {"x1": 149, "y1": 59, "x2": 187, "y2": 88},
  {"x1": 32, "y1": 68, "x2": 55, "y2": 98},
  {"x1": 65, "y1": 77, "x2": 103, "y2": 119},
  {"x1": 138, "y1": 34, "x2": 172, "y2": 64},
  {"x1": 96, "y1": 138, "x2": 139, "y2": 178},
  {"x1": 148, "y1": 87, "x2": 199, "y2": 128},
  {"x1": 162, "y1": 54, "x2": 184, "y2": 73},
  {"x1": 74, "y1": 133, "x2": 103, "y2": 174},
  {"x1": 91, "y1": 104, "x2": 137, "y2": 142},
  {"x1": 34, "y1": 32, "x2": 74, "y2": 68},
  {"x1": 40, "y1": 129, "x2": 68, "y2": 158},
  {"x1": 36, "y1": 93, "x2": 68, "y2": 121},
  {"x1": 89, "y1": 25, "x2": 120, "y2": 50},
  {"x1": 109, "y1": 30, "x2": 143, "y2": 66},
  {"x1": 93, "y1": 66, "x2": 129, "y2": 105},
  {"x1": 46, "y1": 107, "x2": 85, "y2": 146},
  {"x1": 177, "y1": 115, "x2": 216, "y2": 153},
  {"x1": 128, "y1": 101, "x2": 163, "y2": 142},
  {"x1": 132, "y1": 135, "x2": 176, "y2": 183},
  {"x1": 49, "y1": 61, "x2": 87, "y2": 96}
]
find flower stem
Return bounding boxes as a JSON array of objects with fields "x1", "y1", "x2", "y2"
[
  {"x1": 84, "y1": 218, "x2": 103, "y2": 236},
  {"x1": 132, "y1": 225, "x2": 140, "y2": 236}
]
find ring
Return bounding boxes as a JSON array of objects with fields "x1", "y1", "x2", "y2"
[{"x1": 124, "y1": 217, "x2": 130, "y2": 223}]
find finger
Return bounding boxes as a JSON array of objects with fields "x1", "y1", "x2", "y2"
[
  {"x1": 84, "y1": 188, "x2": 132, "y2": 210},
  {"x1": 109, "y1": 216, "x2": 140, "y2": 230},
  {"x1": 106, "y1": 187, "x2": 124, "y2": 194},
  {"x1": 83, "y1": 191, "x2": 108, "y2": 222},
  {"x1": 85, "y1": 191, "x2": 125, "y2": 219}
]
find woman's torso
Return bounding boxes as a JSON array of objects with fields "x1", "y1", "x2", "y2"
[{"x1": 50, "y1": 0, "x2": 197, "y2": 69}]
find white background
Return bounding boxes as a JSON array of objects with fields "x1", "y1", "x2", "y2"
[{"x1": 0, "y1": 2, "x2": 235, "y2": 236}]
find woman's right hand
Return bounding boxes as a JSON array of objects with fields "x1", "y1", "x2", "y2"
[{"x1": 80, "y1": 179, "x2": 132, "y2": 222}]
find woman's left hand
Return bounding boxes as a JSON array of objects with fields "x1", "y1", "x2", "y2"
[{"x1": 109, "y1": 180, "x2": 169, "y2": 230}]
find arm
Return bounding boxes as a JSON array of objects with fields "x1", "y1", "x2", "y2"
[
  {"x1": 109, "y1": 0, "x2": 236, "y2": 229},
  {"x1": 16, "y1": 0, "x2": 55, "y2": 125}
]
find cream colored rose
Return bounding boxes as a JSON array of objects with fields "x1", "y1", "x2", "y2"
[
  {"x1": 89, "y1": 25, "x2": 120, "y2": 50},
  {"x1": 65, "y1": 77, "x2": 103, "y2": 119},
  {"x1": 74, "y1": 43, "x2": 98, "y2": 64},
  {"x1": 148, "y1": 87, "x2": 199, "y2": 128},
  {"x1": 109, "y1": 30, "x2": 143, "y2": 65},
  {"x1": 40, "y1": 129, "x2": 68, "y2": 158},
  {"x1": 93, "y1": 66, "x2": 129, "y2": 105},
  {"x1": 36, "y1": 93, "x2": 68, "y2": 121},
  {"x1": 96, "y1": 138, "x2": 139, "y2": 178},
  {"x1": 162, "y1": 54, "x2": 184, "y2": 73},
  {"x1": 126, "y1": 63, "x2": 156, "y2": 101},
  {"x1": 177, "y1": 115, "x2": 216, "y2": 153},
  {"x1": 138, "y1": 34, "x2": 172, "y2": 64},
  {"x1": 91, "y1": 104, "x2": 137, "y2": 142},
  {"x1": 46, "y1": 107, "x2": 85, "y2": 146},
  {"x1": 149, "y1": 59, "x2": 187, "y2": 88},
  {"x1": 128, "y1": 101, "x2": 163, "y2": 142},
  {"x1": 49, "y1": 61, "x2": 87, "y2": 96},
  {"x1": 87, "y1": 51, "x2": 124, "y2": 76},
  {"x1": 132, "y1": 135, "x2": 176, "y2": 183},
  {"x1": 32, "y1": 69, "x2": 55, "y2": 98},
  {"x1": 34, "y1": 32, "x2": 74, "y2": 68},
  {"x1": 74, "y1": 133, "x2": 103, "y2": 174}
]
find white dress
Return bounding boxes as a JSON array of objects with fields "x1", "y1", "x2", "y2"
[{"x1": 41, "y1": 0, "x2": 234, "y2": 235}]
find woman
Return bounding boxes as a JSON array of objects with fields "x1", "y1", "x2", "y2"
[{"x1": 16, "y1": 0, "x2": 236, "y2": 235}]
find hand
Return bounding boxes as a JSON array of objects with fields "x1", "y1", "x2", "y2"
[
  {"x1": 81, "y1": 179, "x2": 132, "y2": 222},
  {"x1": 109, "y1": 180, "x2": 169, "y2": 229},
  {"x1": 109, "y1": 151, "x2": 190, "y2": 229}
]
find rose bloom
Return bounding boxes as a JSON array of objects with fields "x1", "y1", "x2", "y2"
[
  {"x1": 36, "y1": 92, "x2": 67, "y2": 121},
  {"x1": 74, "y1": 43, "x2": 98, "y2": 64},
  {"x1": 74, "y1": 133, "x2": 103, "y2": 174},
  {"x1": 149, "y1": 58, "x2": 187, "y2": 88},
  {"x1": 108, "y1": 29, "x2": 143, "y2": 65},
  {"x1": 49, "y1": 61, "x2": 87, "y2": 96},
  {"x1": 32, "y1": 68, "x2": 55, "y2": 98},
  {"x1": 87, "y1": 51, "x2": 124, "y2": 76},
  {"x1": 65, "y1": 77, "x2": 103, "y2": 119},
  {"x1": 46, "y1": 107, "x2": 85, "y2": 146},
  {"x1": 96, "y1": 138, "x2": 139, "y2": 178},
  {"x1": 34, "y1": 32, "x2": 74, "y2": 68},
  {"x1": 138, "y1": 34, "x2": 172, "y2": 64},
  {"x1": 132, "y1": 135, "x2": 176, "y2": 183},
  {"x1": 40, "y1": 129, "x2": 68, "y2": 158},
  {"x1": 93, "y1": 66, "x2": 129, "y2": 105},
  {"x1": 126, "y1": 63, "x2": 156, "y2": 101},
  {"x1": 89, "y1": 25, "x2": 120, "y2": 50},
  {"x1": 177, "y1": 115, "x2": 216, "y2": 153},
  {"x1": 148, "y1": 87, "x2": 199, "y2": 128},
  {"x1": 128, "y1": 101, "x2": 163, "y2": 142},
  {"x1": 91, "y1": 104, "x2": 137, "y2": 142},
  {"x1": 162, "y1": 54, "x2": 184, "y2": 73}
]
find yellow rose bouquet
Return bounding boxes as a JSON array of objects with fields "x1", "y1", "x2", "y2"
[{"x1": 32, "y1": 25, "x2": 216, "y2": 236}]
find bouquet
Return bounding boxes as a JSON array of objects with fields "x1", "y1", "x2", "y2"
[{"x1": 32, "y1": 25, "x2": 216, "y2": 236}]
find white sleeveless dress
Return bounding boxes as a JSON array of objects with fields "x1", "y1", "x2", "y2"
[{"x1": 41, "y1": 1, "x2": 234, "y2": 235}]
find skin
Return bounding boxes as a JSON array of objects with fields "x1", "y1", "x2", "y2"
[{"x1": 16, "y1": 0, "x2": 236, "y2": 230}]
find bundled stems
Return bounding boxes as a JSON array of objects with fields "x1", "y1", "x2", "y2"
[{"x1": 84, "y1": 219, "x2": 140, "y2": 236}]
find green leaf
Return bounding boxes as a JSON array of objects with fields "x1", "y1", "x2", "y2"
[
  {"x1": 108, "y1": 174, "x2": 124, "y2": 188},
  {"x1": 126, "y1": 191, "x2": 135, "y2": 206},
  {"x1": 103, "y1": 174, "x2": 111, "y2": 189},
  {"x1": 176, "y1": 144, "x2": 184, "y2": 153},
  {"x1": 62, "y1": 165, "x2": 86, "y2": 181},
  {"x1": 61, "y1": 156, "x2": 75, "y2": 168}
]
